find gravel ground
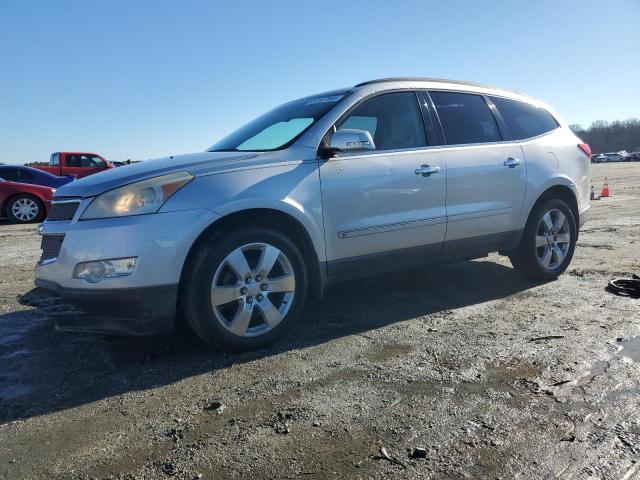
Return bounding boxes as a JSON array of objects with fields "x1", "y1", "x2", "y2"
[{"x1": 1, "y1": 163, "x2": 639, "y2": 479}]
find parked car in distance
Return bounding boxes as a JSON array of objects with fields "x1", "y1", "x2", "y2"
[
  {"x1": 0, "y1": 176, "x2": 54, "y2": 223},
  {"x1": 603, "y1": 152, "x2": 626, "y2": 162},
  {"x1": 23, "y1": 77, "x2": 591, "y2": 351},
  {"x1": 0, "y1": 165, "x2": 74, "y2": 188},
  {"x1": 629, "y1": 151, "x2": 640, "y2": 161},
  {"x1": 592, "y1": 154, "x2": 609, "y2": 163},
  {"x1": 32, "y1": 152, "x2": 113, "y2": 179}
]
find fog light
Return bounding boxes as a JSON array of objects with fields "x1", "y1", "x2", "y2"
[{"x1": 73, "y1": 257, "x2": 137, "y2": 283}]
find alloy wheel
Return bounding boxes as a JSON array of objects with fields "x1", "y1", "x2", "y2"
[
  {"x1": 535, "y1": 209, "x2": 571, "y2": 269},
  {"x1": 210, "y1": 242, "x2": 296, "y2": 337}
]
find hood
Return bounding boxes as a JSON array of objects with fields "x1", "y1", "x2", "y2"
[{"x1": 54, "y1": 151, "x2": 260, "y2": 198}]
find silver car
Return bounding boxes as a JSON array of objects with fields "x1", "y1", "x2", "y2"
[{"x1": 22, "y1": 78, "x2": 591, "y2": 350}]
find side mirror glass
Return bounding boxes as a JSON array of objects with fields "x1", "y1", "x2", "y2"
[{"x1": 329, "y1": 129, "x2": 376, "y2": 153}]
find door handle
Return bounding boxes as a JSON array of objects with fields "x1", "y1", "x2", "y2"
[
  {"x1": 415, "y1": 165, "x2": 441, "y2": 177},
  {"x1": 504, "y1": 157, "x2": 521, "y2": 168}
]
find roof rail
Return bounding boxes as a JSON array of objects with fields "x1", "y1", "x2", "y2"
[{"x1": 354, "y1": 77, "x2": 529, "y2": 97}]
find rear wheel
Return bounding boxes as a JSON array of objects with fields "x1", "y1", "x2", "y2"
[
  {"x1": 181, "y1": 227, "x2": 308, "y2": 351},
  {"x1": 509, "y1": 198, "x2": 577, "y2": 281},
  {"x1": 7, "y1": 195, "x2": 45, "y2": 223}
]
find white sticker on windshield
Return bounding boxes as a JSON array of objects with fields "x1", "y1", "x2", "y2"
[{"x1": 305, "y1": 95, "x2": 344, "y2": 105}]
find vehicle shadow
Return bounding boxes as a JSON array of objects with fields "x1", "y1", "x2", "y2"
[{"x1": 0, "y1": 259, "x2": 539, "y2": 424}]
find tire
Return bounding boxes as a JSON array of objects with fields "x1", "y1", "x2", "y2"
[
  {"x1": 508, "y1": 198, "x2": 577, "y2": 281},
  {"x1": 7, "y1": 194, "x2": 45, "y2": 224},
  {"x1": 181, "y1": 226, "x2": 308, "y2": 351}
]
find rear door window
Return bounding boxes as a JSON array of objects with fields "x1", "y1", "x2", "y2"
[
  {"x1": 489, "y1": 96, "x2": 558, "y2": 140},
  {"x1": 430, "y1": 91, "x2": 501, "y2": 145},
  {"x1": 336, "y1": 92, "x2": 427, "y2": 151},
  {"x1": 18, "y1": 169, "x2": 34, "y2": 181},
  {"x1": 0, "y1": 168, "x2": 19, "y2": 181}
]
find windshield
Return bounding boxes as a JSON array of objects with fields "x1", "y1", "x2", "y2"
[{"x1": 209, "y1": 91, "x2": 349, "y2": 152}]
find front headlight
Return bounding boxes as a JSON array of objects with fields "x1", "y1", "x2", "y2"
[{"x1": 81, "y1": 171, "x2": 193, "y2": 220}]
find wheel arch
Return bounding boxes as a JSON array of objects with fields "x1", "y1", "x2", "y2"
[
  {"x1": 179, "y1": 207, "x2": 326, "y2": 302},
  {"x1": 526, "y1": 183, "x2": 579, "y2": 236},
  {"x1": 2, "y1": 192, "x2": 45, "y2": 219}
]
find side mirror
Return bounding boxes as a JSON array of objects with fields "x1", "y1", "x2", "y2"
[{"x1": 329, "y1": 129, "x2": 376, "y2": 154}]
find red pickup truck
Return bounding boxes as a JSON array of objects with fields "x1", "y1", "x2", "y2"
[{"x1": 33, "y1": 152, "x2": 113, "y2": 179}]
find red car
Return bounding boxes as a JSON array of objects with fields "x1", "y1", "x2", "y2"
[
  {"x1": 33, "y1": 152, "x2": 113, "y2": 179},
  {"x1": 0, "y1": 177, "x2": 54, "y2": 223}
]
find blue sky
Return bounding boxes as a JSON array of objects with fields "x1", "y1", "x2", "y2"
[{"x1": 1, "y1": 0, "x2": 638, "y2": 164}]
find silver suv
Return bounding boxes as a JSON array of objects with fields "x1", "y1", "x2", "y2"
[{"x1": 23, "y1": 78, "x2": 591, "y2": 350}]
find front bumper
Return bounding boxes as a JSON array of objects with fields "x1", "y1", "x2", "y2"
[
  {"x1": 19, "y1": 280, "x2": 178, "y2": 335},
  {"x1": 27, "y1": 207, "x2": 220, "y2": 335},
  {"x1": 35, "y1": 208, "x2": 219, "y2": 290}
]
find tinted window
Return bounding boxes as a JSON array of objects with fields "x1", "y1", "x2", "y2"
[
  {"x1": 489, "y1": 96, "x2": 558, "y2": 140},
  {"x1": 430, "y1": 91, "x2": 501, "y2": 145},
  {"x1": 0, "y1": 168, "x2": 19, "y2": 181},
  {"x1": 66, "y1": 155, "x2": 82, "y2": 167},
  {"x1": 66, "y1": 154, "x2": 106, "y2": 168},
  {"x1": 18, "y1": 169, "x2": 34, "y2": 180},
  {"x1": 337, "y1": 92, "x2": 426, "y2": 151},
  {"x1": 81, "y1": 155, "x2": 107, "y2": 168}
]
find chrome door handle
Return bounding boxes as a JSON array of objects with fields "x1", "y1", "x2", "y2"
[
  {"x1": 415, "y1": 165, "x2": 441, "y2": 177},
  {"x1": 504, "y1": 157, "x2": 521, "y2": 168}
]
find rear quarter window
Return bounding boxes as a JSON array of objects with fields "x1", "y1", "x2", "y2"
[{"x1": 489, "y1": 96, "x2": 558, "y2": 140}]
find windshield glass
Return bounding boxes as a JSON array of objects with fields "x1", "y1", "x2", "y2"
[{"x1": 209, "y1": 91, "x2": 349, "y2": 152}]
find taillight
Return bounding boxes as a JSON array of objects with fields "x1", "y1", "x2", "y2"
[{"x1": 578, "y1": 143, "x2": 591, "y2": 158}]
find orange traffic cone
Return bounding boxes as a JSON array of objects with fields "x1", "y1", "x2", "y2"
[{"x1": 600, "y1": 177, "x2": 610, "y2": 197}]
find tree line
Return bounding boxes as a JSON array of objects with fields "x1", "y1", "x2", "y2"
[{"x1": 569, "y1": 119, "x2": 640, "y2": 154}]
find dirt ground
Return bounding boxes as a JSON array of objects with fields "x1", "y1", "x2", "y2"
[{"x1": 1, "y1": 162, "x2": 639, "y2": 479}]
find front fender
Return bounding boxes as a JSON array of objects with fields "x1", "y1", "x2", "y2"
[
  {"x1": 161, "y1": 161, "x2": 326, "y2": 262},
  {"x1": 212, "y1": 197, "x2": 326, "y2": 263}
]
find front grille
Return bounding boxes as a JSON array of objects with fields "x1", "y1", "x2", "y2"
[
  {"x1": 47, "y1": 201, "x2": 80, "y2": 221},
  {"x1": 40, "y1": 234, "x2": 65, "y2": 262}
]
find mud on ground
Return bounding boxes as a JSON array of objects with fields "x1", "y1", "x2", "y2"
[{"x1": 1, "y1": 163, "x2": 639, "y2": 479}]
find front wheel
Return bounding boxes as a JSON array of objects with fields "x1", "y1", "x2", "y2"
[
  {"x1": 509, "y1": 198, "x2": 577, "y2": 281},
  {"x1": 7, "y1": 195, "x2": 45, "y2": 223},
  {"x1": 181, "y1": 227, "x2": 308, "y2": 351}
]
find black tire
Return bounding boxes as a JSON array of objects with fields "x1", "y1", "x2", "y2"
[
  {"x1": 6, "y1": 194, "x2": 45, "y2": 224},
  {"x1": 181, "y1": 226, "x2": 308, "y2": 351},
  {"x1": 508, "y1": 198, "x2": 577, "y2": 281}
]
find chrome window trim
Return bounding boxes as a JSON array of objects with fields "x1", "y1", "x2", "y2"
[
  {"x1": 435, "y1": 130, "x2": 557, "y2": 150},
  {"x1": 321, "y1": 123, "x2": 558, "y2": 159},
  {"x1": 329, "y1": 143, "x2": 443, "y2": 161}
]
